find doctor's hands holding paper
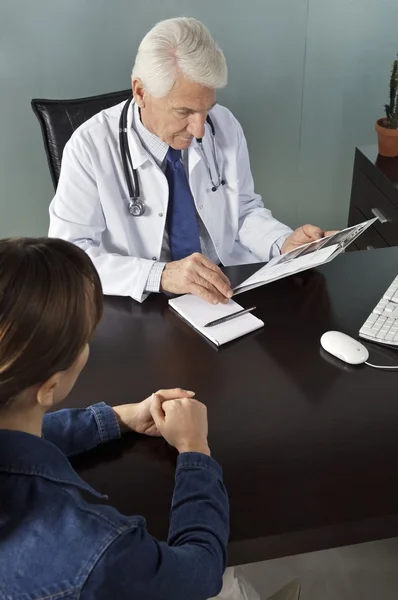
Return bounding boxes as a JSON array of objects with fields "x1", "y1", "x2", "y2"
[
  {"x1": 280, "y1": 225, "x2": 339, "y2": 255},
  {"x1": 159, "y1": 226, "x2": 338, "y2": 305}
]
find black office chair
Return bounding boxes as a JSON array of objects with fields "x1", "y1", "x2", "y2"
[{"x1": 31, "y1": 89, "x2": 131, "y2": 189}]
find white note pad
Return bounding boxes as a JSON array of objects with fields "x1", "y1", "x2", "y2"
[{"x1": 169, "y1": 295, "x2": 264, "y2": 346}]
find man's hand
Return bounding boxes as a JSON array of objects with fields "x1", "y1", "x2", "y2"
[
  {"x1": 113, "y1": 388, "x2": 195, "y2": 436},
  {"x1": 160, "y1": 253, "x2": 233, "y2": 304},
  {"x1": 281, "y1": 225, "x2": 339, "y2": 254}
]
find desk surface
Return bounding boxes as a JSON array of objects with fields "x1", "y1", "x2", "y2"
[{"x1": 68, "y1": 247, "x2": 398, "y2": 565}]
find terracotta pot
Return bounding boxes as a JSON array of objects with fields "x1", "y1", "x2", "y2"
[{"x1": 375, "y1": 118, "x2": 398, "y2": 157}]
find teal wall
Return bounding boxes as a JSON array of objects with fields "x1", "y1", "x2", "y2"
[{"x1": 1, "y1": 0, "x2": 397, "y2": 238}]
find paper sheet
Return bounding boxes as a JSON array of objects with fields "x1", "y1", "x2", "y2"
[
  {"x1": 234, "y1": 218, "x2": 377, "y2": 295},
  {"x1": 234, "y1": 244, "x2": 338, "y2": 293}
]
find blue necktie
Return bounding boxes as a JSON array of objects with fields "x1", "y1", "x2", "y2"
[{"x1": 165, "y1": 147, "x2": 201, "y2": 261}]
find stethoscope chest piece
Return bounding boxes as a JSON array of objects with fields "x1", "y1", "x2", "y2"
[{"x1": 128, "y1": 200, "x2": 145, "y2": 216}]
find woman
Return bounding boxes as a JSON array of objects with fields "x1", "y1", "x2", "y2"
[{"x1": 0, "y1": 237, "x2": 229, "y2": 599}]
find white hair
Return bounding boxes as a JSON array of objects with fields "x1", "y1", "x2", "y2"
[{"x1": 132, "y1": 17, "x2": 228, "y2": 98}]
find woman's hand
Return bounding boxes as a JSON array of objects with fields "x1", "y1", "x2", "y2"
[{"x1": 113, "y1": 388, "x2": 195, "y2": 436}]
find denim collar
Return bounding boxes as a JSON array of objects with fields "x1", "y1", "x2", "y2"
[{"x1": 0, "y1": 429, "x2": 106, "y2": 499}]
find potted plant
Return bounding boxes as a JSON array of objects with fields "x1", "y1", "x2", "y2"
[{"x1": 376, "y1": 54, "x2": 398, "y2": 157}]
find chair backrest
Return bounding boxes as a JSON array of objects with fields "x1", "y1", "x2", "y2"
[{"x1": 31, "y1": 89, "x2": 131, "y2": 189}]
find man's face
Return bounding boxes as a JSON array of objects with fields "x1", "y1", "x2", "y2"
[{"x1": 133, "y1": 77, "x2": 216, "y2": 150}]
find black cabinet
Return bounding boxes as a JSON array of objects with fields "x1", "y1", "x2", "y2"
[{"x1": 348, "y1": 145, "x2": 398, "y2": 250}]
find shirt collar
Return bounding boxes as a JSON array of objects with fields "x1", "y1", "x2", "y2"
[
  {"x1": 132, "y1": 101, "x2": 169, "y2": 167},
  {"x1": 0, "y1": 430, "x2": 106, "y2": 499}
]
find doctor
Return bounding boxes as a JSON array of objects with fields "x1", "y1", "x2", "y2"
[{"x1": 49, "y1": 17, "x2": 335, "y2": 304}]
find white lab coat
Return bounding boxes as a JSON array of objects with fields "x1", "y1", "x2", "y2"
[{"x1": 49, "y1": 100, "x2": 292, "y2": 302}]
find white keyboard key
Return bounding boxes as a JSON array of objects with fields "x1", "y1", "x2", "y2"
[
  {"x1": 365, "y1": 313, "x2": 378, "y2": 325},
  {"x1": 384, "y1": 304, "x2": 396, "y2": 314},
  {"x1": 359, "y1": 275, "x2": 398, "y2": 347},
  {"x1": 360, "y1": 326, "x2": 374, "y2": 337},
  {"x1": 385, "y1": 286, "x2": 398, "y2": 300},
  {"x1": 376, "y1": 316, "x2": 387, "y2": 327},
  {"x1": 374, "y1": 300, "x2": 388, "y2": 314}
]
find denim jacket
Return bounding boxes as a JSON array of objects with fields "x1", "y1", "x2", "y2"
[{"x1": 0, "y1": 403, "x2": 229, "y2": 599}]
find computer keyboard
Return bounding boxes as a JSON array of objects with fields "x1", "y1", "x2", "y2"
[{"x1": 359, "y1": 275, "x2": 398, "y2": 346}]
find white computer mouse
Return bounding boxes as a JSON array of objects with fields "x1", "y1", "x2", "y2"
[{"x1": 320, "y1": 331, "x2": 369, "y2": 365}]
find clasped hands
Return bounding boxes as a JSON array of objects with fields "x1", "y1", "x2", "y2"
[{"x1": 113, "y1": 388, "x2": 210, "y2": 456}]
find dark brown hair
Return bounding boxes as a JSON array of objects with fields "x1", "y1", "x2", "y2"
[{"x1": 0, "y1": 238, "x2": 103, "y2": 405}]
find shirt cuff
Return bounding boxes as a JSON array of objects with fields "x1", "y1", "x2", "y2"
[
  {"x1": 145, "y1": 261, "x2": 167, "y2": 293},
  {"x1": 176, "y1": 452, "x2": 223, "y2": 479},
  {"x1": 89, "y1": 402, "x2": 121, "y2": 444},
  {"x1": 269, "y1": 232, "x2": 291, "y2": 258}
]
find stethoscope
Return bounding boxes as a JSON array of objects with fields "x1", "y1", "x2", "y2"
[{"x1": 119, "y1": 96, "x2": 226, "y2": 216}]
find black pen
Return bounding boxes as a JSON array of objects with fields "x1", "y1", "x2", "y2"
[{"x1": 204, "y1": 306, "x2": 256, "y2": 328}]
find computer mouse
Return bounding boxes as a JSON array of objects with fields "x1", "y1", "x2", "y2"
[
  {"x1": 319, "y1": 346, "x2": 360, "y2": 372},
  {"x1": 320, "y1": 331, "x2": 369, "y2": 365}
]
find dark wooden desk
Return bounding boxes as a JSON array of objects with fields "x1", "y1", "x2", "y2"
[{"x1": 67, "y1": 247, "x2": 398, "y2": 566}]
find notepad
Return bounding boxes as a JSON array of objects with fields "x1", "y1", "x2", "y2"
[{"x1": 169, "y1": 295, "x2": 264, "y2": 346}]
